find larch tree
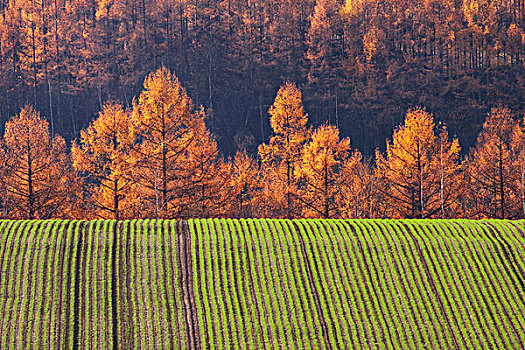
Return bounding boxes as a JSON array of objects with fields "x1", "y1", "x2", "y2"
[
  {"x1": 338, "y1": 151, "x2": 379, "y2": 218},
  {"x1": 0, "y1": 105, "x2": 74, "y2": 219},
  {"x1": 467, "y1": 107, "x2": 518, "y2": 219},
  {"x1": 131, "y1": 67, "x2": 205, "y2": 218},
  {"x1": 71, "y1": 102, "x2": 135, "y2": 220},
  {"x1": 258, "y1": 82, "x2": 310, "y2": 218},
  {"x1": 295, "y1": 124, "x2": 350, "y2": 218},
  {"x1": 228, "y1": 150, "x2": 259, "y2": 217},
  {"x1": 375, "y1": 107, "x2": 461, "y2": 218},
  {"x1": 512, "y1": 114, "x2": 525, "y2": 218},
  {"x1": 182, "y1": 121, "x2": 223, "y2": 217}
]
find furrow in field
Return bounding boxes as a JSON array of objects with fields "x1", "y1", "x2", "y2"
[
  {"x1": 308, "y1": 220, "x2": 354, "y2": 348},
  {"x1": 384, "y1": 220, "x2": 450, "y2": 349},
  {"x1": 468, "y1": 221, "x2": 525, "y2": 348},
  {"x1": 58, "y1": 221, "x2": 78, "y2": 349},
  {"x1": 236, "y1": 220, "x2": 267, "y2": 348},
  {"x1": 3, "y1": 221, "x2": 35, "y2": 349},
  {"x1": 337, "y1": 220, "x2": 386, "y2": 349},
  {"x1": 359, "y1": 220, "x2": 413, "y2": 349},
  {"x1": 152, "y1": 220, "x2": 168, "y2": 349},
  {"x1": 166, "y1": 221, "x2": 184, "y2": 349},
  {"x1": 120, "y1": 220, "x2": 135, "y2": 350},
  {"x1": 370, "y1": 220, "x2": 424, "y2": 349},
  {"x1": 210, "y1": 219, "x2": 241, "y2": 348},
  {"x1": 93, "y1": 221, "x2": 104, "y2": 350},
  {"x1": 139, "y1": 220, "x2": 154, "y2": 349},
  {"x1": 158, "y1": 221, "x2": 176, "y2": 348},
  {"x1": 80, "y1": 221, "x2": 93, "y2": 350},
  {"x1": 17, "y1": 222, "x2": 46, "y2": 350},
  {"x1": 257, "y1": 219, "x2": 293, "y2": 349},
  {"x1": 224, "y1": 219, "x2": 259, "y2": 349},
  {"x1": 439, "y1": 221, "x2": 499, "y2": 348},
  {"x1": 325, "y1": 220, "x2": 372, "y2": 349},
  {"x1": 183, "y1": 220, "x2": 201, "y2": 349},
  {"x1": 239, "y1": 219, "x2": 274, "y2": 350},
  {"x1": 265, "y1": 219, "x2": 308, "y2": 349},
  {"x1": 454, "y1": 221, "x2": 514, "y2": 348},
  {"x1": 32, "y1": 221, "x2": 58, "y2": 349},
  {"x1": 48, "y1": 221, "x2": 68, "y2": 349},
  {"x1": 145, "y1": 220, "x2": 164, "y2": 348},
  {"x1": 288, "y1": 220, "x2": 333, "y2": 349},
  {"x1": 71, "y1": 221, "x2": 87, "y2": 350},
  {"x1": 425, "y1": 221, "x2": 488, "y2": 348},
  {"x1": 349, "y1": 220, "x2": 397, "y2": 349}
]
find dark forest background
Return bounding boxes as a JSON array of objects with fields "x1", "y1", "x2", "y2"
[{"x1": 1, "y1": 0, "x2": 524, "y2": 156}]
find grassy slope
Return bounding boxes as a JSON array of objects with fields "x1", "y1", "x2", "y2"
[{"x1": 0, "y1": 219, "x2": 524, "y2": 349}]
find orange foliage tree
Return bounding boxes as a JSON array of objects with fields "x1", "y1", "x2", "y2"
[
  {"x1": 376, "y1": 107, "x2": 461, "y2": 218},
  {"x1": 295, "y1": 124, "x2": 350, "y2": 218},
  {"x1": 72, "y1": 102, "x2": 136, "y2": 219},
  {"x1": 257, "y1": 82, "x2": 310, "y2": 217},
  {"x1": 338, "y1": 152, "x2": 379, "y2": 218},
  {"x1": 228, "y1": 150, "x2": 259, "y2": 217},
  {"x1": 467, "y1": 108, "x2": 519, "y2": 218},
  {"x1": 512, "y1": 114, "x2": 525, "y2": 217},
  {"x1": 0, "y1": 105, "x2": 75, "y2": 219},
  {"x1": 130, "y1": 67, "x2": 212, "y2": 218}
]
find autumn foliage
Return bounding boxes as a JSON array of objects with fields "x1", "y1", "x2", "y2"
[{"x1": 1, "y1": 68, "x2": 524, "y2": 219}]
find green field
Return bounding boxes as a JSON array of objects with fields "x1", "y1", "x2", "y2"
[{"x1": 1, "y1": 219, "x2": 525, "y2": 349}]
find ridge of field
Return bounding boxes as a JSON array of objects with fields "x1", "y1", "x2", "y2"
[{"x1": 0, "y1": 219, "x2": 524, "y2": 349}]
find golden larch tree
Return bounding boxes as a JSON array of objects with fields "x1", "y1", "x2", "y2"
[
  {"x1": 338, "y1": 151, "x2": 379, "y2": 218},
  {"x1": 181, "y1": 122, "x2": 223, "y2": 217},
  {"x1": 467, "y1": 107, "x2": 518, "y2": 219},
  {"x1": 512, "y1": 114, "x2": 525, "y2": 217},
  {"x1": 226, "y1": 150, "x2": 259, "y2": 217},
  {"x1": 257, "y1": 81, "x2": 310, "y2": 218},
  {"x1": 376, "y1": 107, "x2": 461, "y2": 218},
  {"x1": 295, "y1": 124, "x2": 350, "y2": 218},
  {"x1": 72, "y1": 102, "x2": 135, "y2": 220},
  {"x1": 0, "y1": 105, "x2": 75, "y2": 219},
  {"x1": 131, "y1": 67, "x2": 207, "y2": 218}
]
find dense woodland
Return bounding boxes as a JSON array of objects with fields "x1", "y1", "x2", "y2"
[
  {"x1": 1, "y1": 0, "x2": 525, "y2": 219},
  {"x1": 0, "y1": 0, "x2": 524, "y2": 155},
  {"x1": 1, "y1": 67, "x2": 525, "y2": 219}
]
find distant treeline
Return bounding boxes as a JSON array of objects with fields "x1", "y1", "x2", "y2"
[
  {"x1": 0, "y1": 68, "x2": 524, "y2": 219},
  {"x1": 0, "y1": 0, "x2": 524, "y2": 154}
]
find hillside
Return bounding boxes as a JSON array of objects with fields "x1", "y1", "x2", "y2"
[{"x1": 1, "y1": 219, "x2": 524, "y2": 349}]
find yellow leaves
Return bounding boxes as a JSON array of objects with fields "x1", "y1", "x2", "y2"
[
  {"x1": 296, "y1": 124, "x2": 350, "y2": 218},
  {"x1": 268, "y1": 82, "x2": 309, "y2": 144},
  {"x1": 71, "y1": 102, "x2": 134, "y2": 219},
  {"x1": 376, "y1": 107, "x2": 462, "y2": 218},
  {"x1": 1, "y1": 105, "x2": 75, "y2": 219},
  {"x1": 297, "y1": 124, "x2": 350, "y2": 176}
]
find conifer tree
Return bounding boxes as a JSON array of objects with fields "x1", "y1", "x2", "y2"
[
  {"x1": 376, "y1": 107, "x2": 461, "y2": 218},
  {"x1": 131, "y1": 67, "x2": 207, "y2": 218},
  {"x1": 467, "y1": 107, "x2": 518, "y2": 219},
  {"x1": 258, "y1": 81, "x2": 310, "y2": 218},
  {"x1": 72, "y1": 102, "x2": 135, "y2": 219},
  {"x1": 0, "y1": 105, "x2": 74, "y2": 219},
  {"x1": 296, "y1": 124, "x2": 350, "y2": 218}
]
